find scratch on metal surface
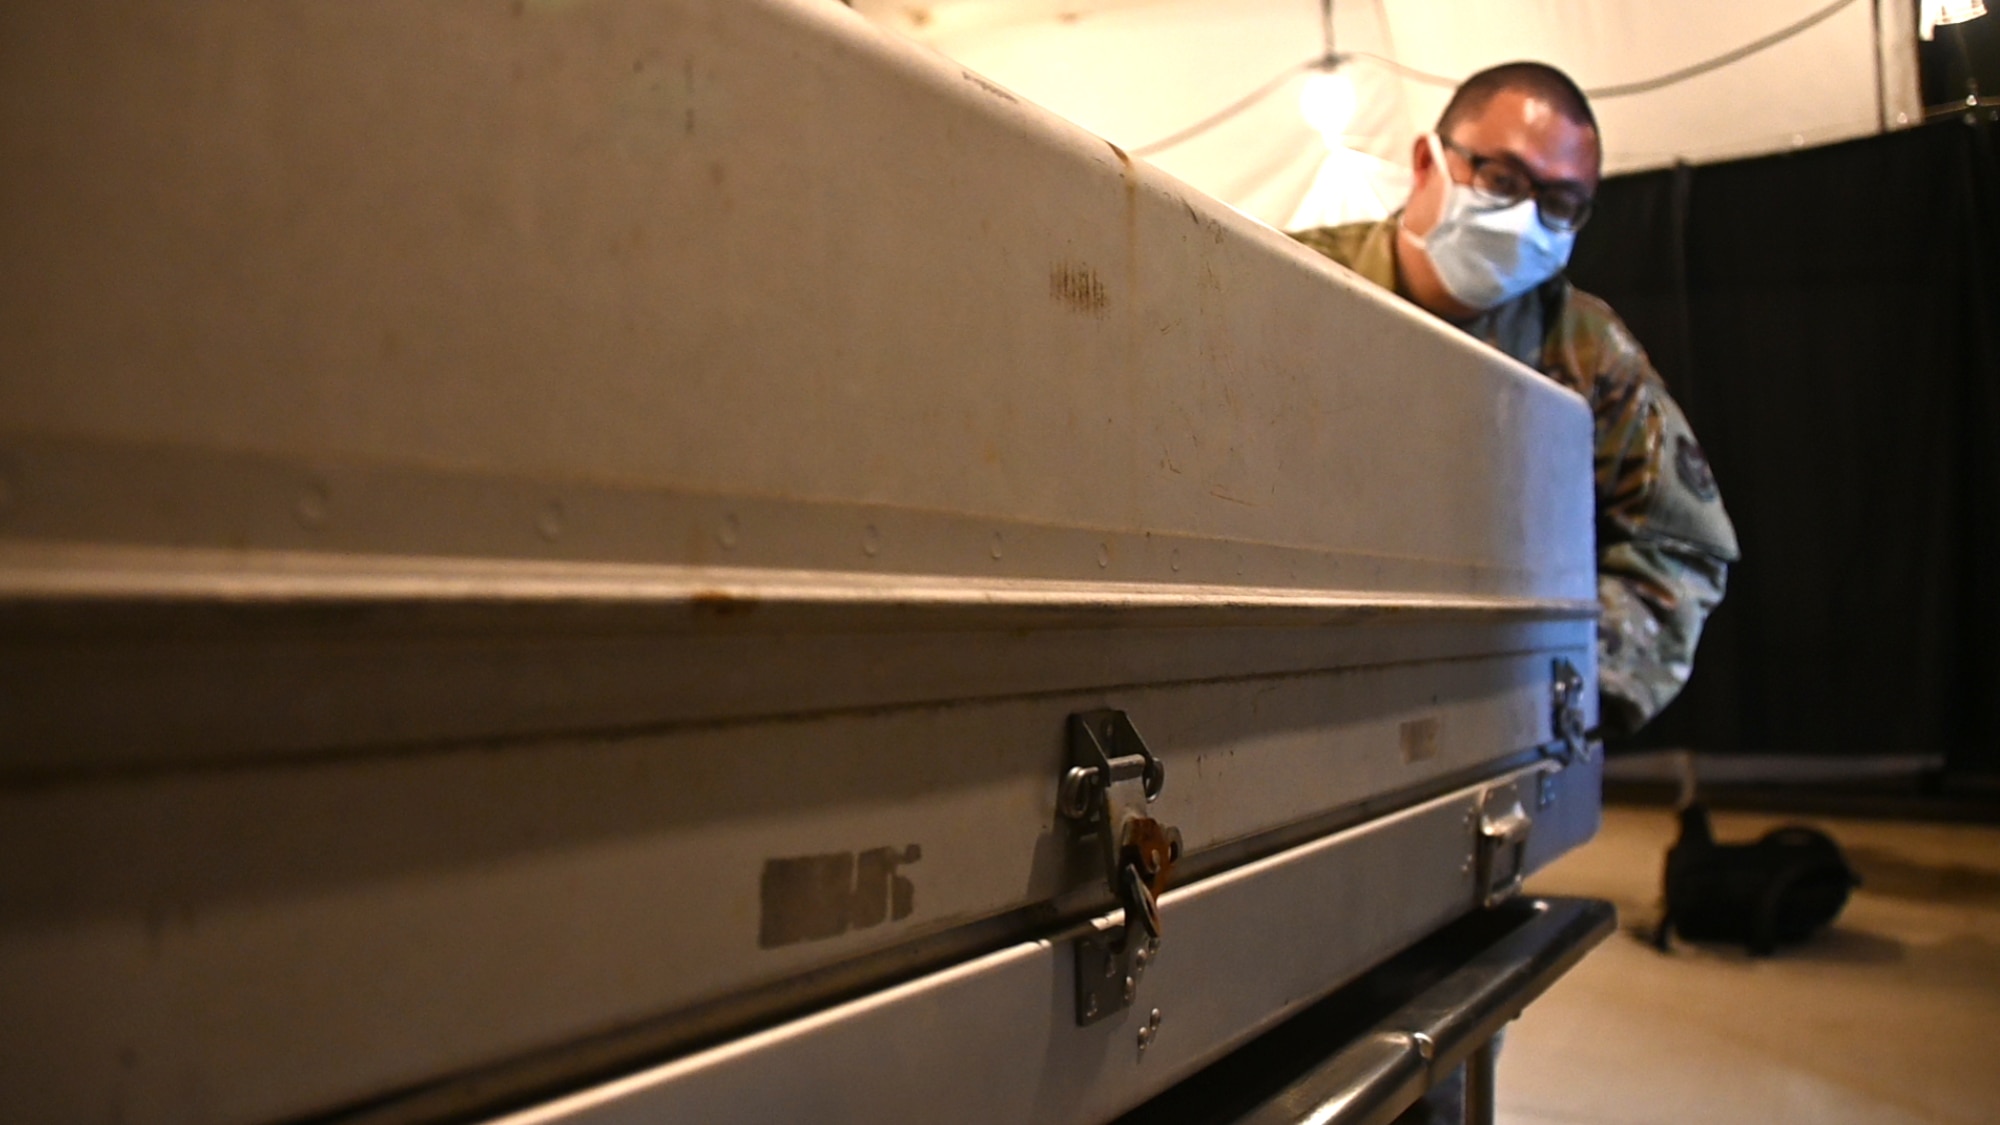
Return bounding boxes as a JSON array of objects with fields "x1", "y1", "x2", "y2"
[{"x1": 961, "y1": 71, "x2": 1017, "y2": 103}]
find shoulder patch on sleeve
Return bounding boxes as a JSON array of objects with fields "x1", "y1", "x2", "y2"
[
  {"x1": 1673, "y1": 435, "x2": 1719, "y2": 501},
  {"x1": 1641, "y1": 396, "x2": 1740, "y2": 560}
]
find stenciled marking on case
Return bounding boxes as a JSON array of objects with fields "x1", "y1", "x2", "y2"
[
  {"x1": 758, "y1": 845, "x2": 923, "y2": 949},
  {"x1": 1399, "y1": 716, "x2": 1441, "y2": 764},
  {"x1": 1049, "y1": 262, "x2": 1109, "y2": 316}
]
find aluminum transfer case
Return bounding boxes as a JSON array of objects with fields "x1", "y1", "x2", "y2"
[{"x1": 0, "y1": 2, "x2": 1604, "y2": 1123}]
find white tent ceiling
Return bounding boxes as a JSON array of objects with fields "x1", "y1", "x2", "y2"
[{"x1": 852, "y1": 0, "x2": 1923, "y2": 228}]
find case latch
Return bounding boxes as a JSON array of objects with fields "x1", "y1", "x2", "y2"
[
  {"x1": 1059, "y1": 710, "x2": 1181, "y2": 1026},
  {"x1": 1549, "y1": 657, "x2": 1589, "y2": 765},
  {"x1": 1476, "y1": 795, "x2": 1534, "y2": 909}
]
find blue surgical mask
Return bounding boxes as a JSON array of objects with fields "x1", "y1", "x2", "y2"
[{"x1": 1418, "y1": 134, "x2": 1575, "y2": 310}]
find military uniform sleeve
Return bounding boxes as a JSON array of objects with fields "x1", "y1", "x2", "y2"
[
  {"x1": 1284, "y1": 220, "x2": 1394, "y2": 282},
  {"x1": 1573, "y1": 301, "x2": 1740, "y2": 735},
  {"x1": 1289, "y1": 226, "x2": 1347, "y2": 259}
]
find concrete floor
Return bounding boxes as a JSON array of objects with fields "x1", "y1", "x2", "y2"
[{"x1": 1499, "y1": 804, "x2": 2000, "y2": 1125}]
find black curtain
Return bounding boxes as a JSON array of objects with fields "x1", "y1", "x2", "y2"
[{"x1": 1566, "y1": 120, "x2": 2000, "y2": 778}]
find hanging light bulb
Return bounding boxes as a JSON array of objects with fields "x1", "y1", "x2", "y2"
[
  {"x1": 1290, "y1": 0, "x2": 1401, "y2": 228},
  {"x1": 1300, "y1": 59, "x2": 1358, "y2": 149},
  {"x1": 1921, "y1": 0, "x2": 1988, "y2": 40},
  {"x1": 1300, "y1": 0, "x2": 1357, "y2": 149}
]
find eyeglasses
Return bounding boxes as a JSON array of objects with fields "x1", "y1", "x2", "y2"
[{"x1": 1438, "y1": 136, "x2": 1594, "y2": 233}]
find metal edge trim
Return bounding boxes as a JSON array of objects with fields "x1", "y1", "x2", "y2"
[{"x1": 0, "y1": 542, "x2": 1598, "y2": 623}]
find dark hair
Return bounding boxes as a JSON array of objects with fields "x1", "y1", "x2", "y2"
[{"x1": 1437, "y1": 62, "x2": 1598, "y2": 139}]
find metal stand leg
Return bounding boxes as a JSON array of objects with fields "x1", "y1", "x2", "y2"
[
  {"x1": 1128, "y1": 898, "x2": 1612, "y2": 1125},
  {"x1": 1462, "y1": 1039, "x2": 1496, "y2": 1125}
]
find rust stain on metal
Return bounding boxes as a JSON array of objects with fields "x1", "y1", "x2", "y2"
[
  {"x1": 689, "y1": 590, "x2": 759, "y2": 617},
  {"x1": 1124, "y1": 817, "x2": 1178, "y2": 894},
  {"x1": 1050, "y1": 262, "x2": 1109, "y2": 315}
]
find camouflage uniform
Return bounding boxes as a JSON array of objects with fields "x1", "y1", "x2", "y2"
[{"x1": 1292, "y1": 217, "x2": 1739, "y2": 735}]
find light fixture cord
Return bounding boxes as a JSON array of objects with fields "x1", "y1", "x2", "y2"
[{"x1": 1131, "y1": 0, "x2": 1862, "y2": 157}]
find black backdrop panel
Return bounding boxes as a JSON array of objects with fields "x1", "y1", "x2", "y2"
[{"x1": 1566, "y1": 121, "x2": 2000, "y2": 774}]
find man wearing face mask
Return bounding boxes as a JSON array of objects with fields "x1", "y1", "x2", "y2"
[{"x1": 1292, "y1": 61, "x2": 1739, "y2": 738}]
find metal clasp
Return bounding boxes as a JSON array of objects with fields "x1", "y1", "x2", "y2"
[
  {"x1": 1476, "y1": 794, "x2": 1534, "y2": 908},
  {"x1": 1549, "y1": 657, "x2": 1588, "y2": 765},
  {"x1": 1060, "y1": 709, "x2": 1181, "y2": 1026}
]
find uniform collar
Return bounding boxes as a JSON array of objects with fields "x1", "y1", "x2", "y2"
[{"x1": 1346, "y1": 215, "x2": 1402, "y2": 295}]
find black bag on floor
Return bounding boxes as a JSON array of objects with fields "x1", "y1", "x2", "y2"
[{"x1": 1651, "y1": 801, "x2": 1860, "y2": 955}]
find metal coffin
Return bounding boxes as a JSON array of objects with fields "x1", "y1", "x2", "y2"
[{"x1": 0, "y1": 2, "x2": 1598, "y2": 1123}]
